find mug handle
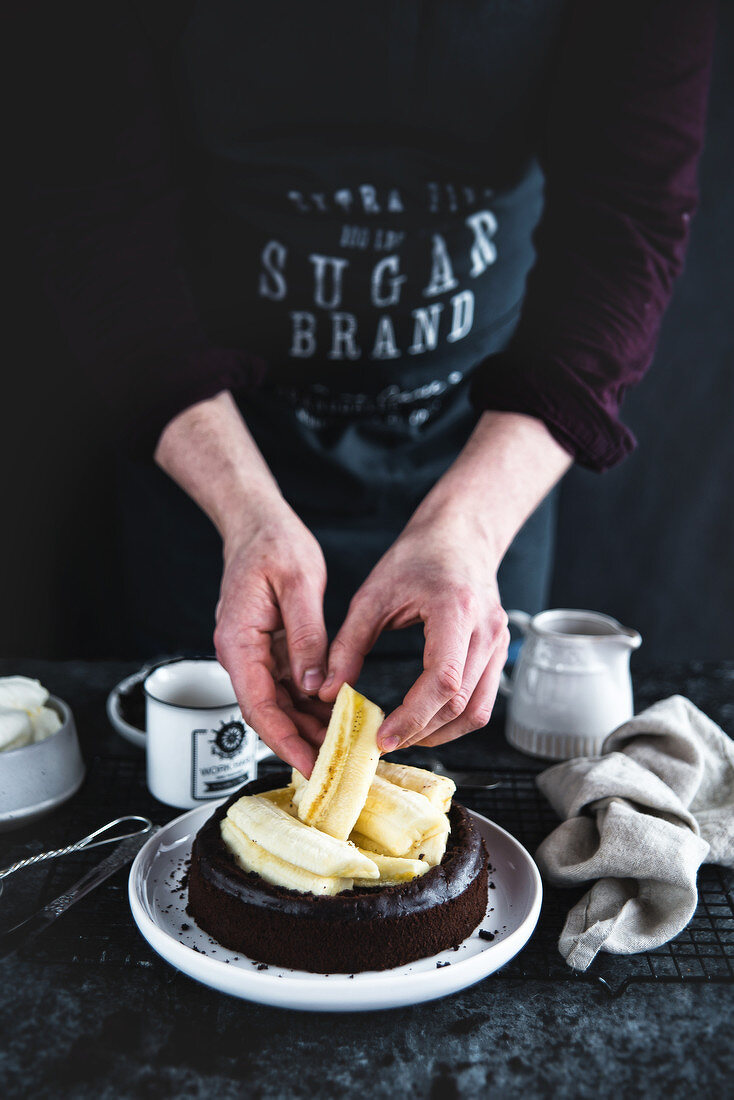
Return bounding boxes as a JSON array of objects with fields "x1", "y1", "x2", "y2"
[{"x1": 498, "y1": 610, "x2": 532, "y2": 697}]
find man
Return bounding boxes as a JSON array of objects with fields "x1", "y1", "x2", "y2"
[{"x1": 26, "y1": 1, "x2": 716, "y2": 773}]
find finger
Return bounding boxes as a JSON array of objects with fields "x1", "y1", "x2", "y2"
[
  {"x1": 319, "y1": 590, "x2": 385, "y2": 703},
  {"x1": 271, "y1": 629, "x2": 291, "y2": 681},
  {"x1": 275, "y1": 684, "x2": 328, "y2": 747},
  {"x1": 402, "y1": 629, "x2": 490, "y2": 747},
  {"x1": 403, "y1": 607, "x2": 508, "y2": 745},
  {"x1": 216, "y1": 629, "x2": 317, "y2": 776},
  {"x1": 277, "y1": 573, "x2": 329, "y2": 696},
  {"x1": 377, "y1": 604, "x2": 472, "y2": 752},
  {"x1": 278, "y1": 679, "x2": 333, "y2": 725},
  {"x1": 414, "y1": 628, "x2": 509, "y2": 748}
]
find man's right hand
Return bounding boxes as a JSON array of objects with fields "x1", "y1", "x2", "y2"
[
  {"x1": 154, "y1": 391, "x2": 330, "y2": 776},
  {"x1": 213, "y1": 506, "x2": 330, "y2": 776}
]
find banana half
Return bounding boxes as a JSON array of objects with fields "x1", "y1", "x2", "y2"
[
  {"x1": 376, "y1": 760, "x2": 455, "y2": 813},
  {"x1": 221, "y1": 818, "x2": 354, "y2": 896},
  {"x1": 219, "y1": 685, "x2": 454, "y2": 894},
  {"x1": 353, "y1": 774, "x2": 449, "y2": 857},
  {"x1": 227, "y1": 795, "x2": 379, "y2": 879},
  {"x1": 296, "y1": 682, "x2": 383, "y2": 840}
]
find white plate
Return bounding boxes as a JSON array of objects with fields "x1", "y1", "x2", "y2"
[
  {"x1": 107, "y1": 671, "x2": 275, "y2": 761},
  {"x1": 128, "y1": 803, "x2": 542, "y2": 1011}
]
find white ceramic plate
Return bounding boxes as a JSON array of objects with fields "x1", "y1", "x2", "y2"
[
  {"x1": 107, "y1": 671, "x2": 275, "y2": 761},
  {"x1": 128, "y1": 803, "x2": 542, "y2": 1011}
]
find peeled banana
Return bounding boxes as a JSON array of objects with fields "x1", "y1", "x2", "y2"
[
  {"x1": 297, "y1": 683, "x2": 383, "y2": 840},
  {"x1": 353, "y1": 774, "x2": 448, "y2": 857},
  {"x1": 291, "y1": 769, "x2": 306, "y2": 804},
  {"x1": 348, "y1": 830, "x2": 386, "y2": 855},
  {"x1": 220, "y1": 684, "x2": 456, "y2": 894},
  {"x1": 406, "y1": 819, "x2": 450, "y2": 867},
  {"x1": 353, "y1": 814, "x2": 450, "y2": 868},
  {"x1": 352, "y1": 848, "x2": 429, "y2": 887},
  {"x1": 221, "y1": 818, "x2": 353, "y2": 895},
  {"x1": 376, "y1": 760, "x2": 455, "y2": 813},
  {"x1": 227, "y1": 795, "x2": 379, "y2": 878},
  {"x1": 260, "y1": 786, "x2": 299, "y2": 817}
]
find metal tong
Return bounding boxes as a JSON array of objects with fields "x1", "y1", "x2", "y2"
[{"x1": 0, "y1": 816, "x2": 153, "y2": 881}]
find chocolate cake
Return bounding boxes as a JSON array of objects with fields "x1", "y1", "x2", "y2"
[{"x1": 187, "y1": 774, "x2": 489, "y2": 972}]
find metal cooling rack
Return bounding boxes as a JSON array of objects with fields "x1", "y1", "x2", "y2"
[
  {"x1": 3, "y1": 756, "x2": 733, "y2": 997},
  {"x1": 464, "y1": 769, "x2": 734, "y2": 997}
]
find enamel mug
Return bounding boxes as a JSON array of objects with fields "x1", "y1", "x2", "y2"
[
  {"x1": 144, "y1": 658, "x2": 258, "y2": 808},
  {"x1": 500, "y1": 609, "x2": 641, "y2": 759}
]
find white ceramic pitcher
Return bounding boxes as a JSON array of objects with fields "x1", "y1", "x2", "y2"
[{"x1": 500, "y1": 608, "x2": 641, "y2": 759}]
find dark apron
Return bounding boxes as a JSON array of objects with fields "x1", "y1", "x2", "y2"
[{"x1": 119, "y1": 0, "x2": 566, "y2": 655}]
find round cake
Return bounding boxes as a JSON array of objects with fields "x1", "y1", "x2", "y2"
[{"x1": 187, "y1": 773, "x2": 489, "y2": 973}]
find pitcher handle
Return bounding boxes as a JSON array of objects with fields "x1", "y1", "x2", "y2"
[{"x1": 498, "y1": 610, "x2": 532, "y2": 697}]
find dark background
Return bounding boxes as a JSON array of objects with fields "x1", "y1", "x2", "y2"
[{"x1": 3, "y1": 9, "x2": 732, "y2": 663}]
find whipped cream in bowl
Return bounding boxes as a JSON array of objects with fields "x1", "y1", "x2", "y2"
[
  {"x1": 0, "y1": 677, "x2": 85, "y2": 831},
  {"x1": 0, "y1": 676, "x2": 64, "y2": 753}
]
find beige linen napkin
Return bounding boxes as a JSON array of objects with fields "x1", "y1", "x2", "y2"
[{"x1": 535, "y1": 695, "x2": 734, "y2": 971}]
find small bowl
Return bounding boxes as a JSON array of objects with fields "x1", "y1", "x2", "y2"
[{"x1": 0, "y1": 697, "x2": 86, "y2": 832}]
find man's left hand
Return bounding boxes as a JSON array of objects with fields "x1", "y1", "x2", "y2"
[{"x1": 319, "y1": 506, "x2": 509, "y2": 752}]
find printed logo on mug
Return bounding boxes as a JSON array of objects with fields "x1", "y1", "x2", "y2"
[{"x1": 144, "y1": 658, "x2": 258, "y2": 808}]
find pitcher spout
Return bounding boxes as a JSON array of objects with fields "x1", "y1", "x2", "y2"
[{"x1": 613, "y1": 625, "x2": 642, "y2": 650}]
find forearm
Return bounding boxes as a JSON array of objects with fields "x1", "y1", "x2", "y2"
[
  {"x1": 410, "y1": 410, "x2": 572, "y2": 564},
  {"x1": 321, "y1": 409, "x2": 565, "y2": 744},
  {"x1": 471, "y1": 1, "x2": 715, "y2": 472},
  {"x1": 154, "y1": 391, "x2": 285, "y2": 545}
]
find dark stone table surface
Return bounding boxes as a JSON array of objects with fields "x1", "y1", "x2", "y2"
[{"x1": 0, "y1": 657, "x2": 732, "y2": 1099}]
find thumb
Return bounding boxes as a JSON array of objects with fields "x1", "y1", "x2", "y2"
[
  {"x1": 278, "y1": 573, "x2": 329, "y2": 695},
  {"x1": 319, "y1": 591, "x2": 382, "y2": 703}
]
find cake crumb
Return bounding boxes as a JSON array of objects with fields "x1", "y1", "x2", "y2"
[
  {"x1": 478, "y1": 930, "x2": 495, "y2": 942},
  {"x1": 436, "y1": 961, "x2": 451, "y2": 969},
  {"x1": 257, "y1": 963, "x2": 269, "y2": 971}
]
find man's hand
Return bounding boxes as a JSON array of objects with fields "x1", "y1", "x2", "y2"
[
  {"x1": 213, "y1": 507, "x2": 330, "y2": 776},
  {"x1": 320, "y1": 410, "x2": 572, "y2": 752},
  {"x1": 321, "y1": 509, "x2": 510, "y2": 751},
  {"x1": 155, "y1": 391, "x2": 330, "y2": 775}
]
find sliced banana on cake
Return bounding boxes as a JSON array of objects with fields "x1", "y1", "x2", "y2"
[
  {"x1": 260, "y1": 786, "x2": 299, "y2": 817},
  {"x1": 291, "y1": 768, "x2": 306, "y2": 804},
  {"x1": 221, "y1": 818, "x2": 354, "y2": 896},
  {"x1": 296, "y1": 682, "x2": 383, "y2": 840},
  {"x1": 352, "y1": 847, "x2": 429, "y2": 887},
  {"x1": 352, "y1": 816, "x2": 450, "y2": 869},
  {"x1": 353, "y1": 774, "x2": 448, "y2": 857},
  {"x1": 406, "y1": 819, "x2": 451, "y2": 867},
  {"x1": 348, "y1": 829, "x2": 385, "y2": 855},
  {"x1": 376, "y1": 760, "x2": 455, "y2": 813},
  {"x1": 227, "y1": 795, "x2": 379, "y2": 879},
  {"x1": 221, "y1": 686, "x2": 457, "y2": 895}
]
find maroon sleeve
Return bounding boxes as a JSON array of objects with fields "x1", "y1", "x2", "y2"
[
  {"x1": 22, "y1": 1, "x2": 264, "y2": 456},
  {"x1": 470, "y1": 0, "x2": 717, "y2": 472}
]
